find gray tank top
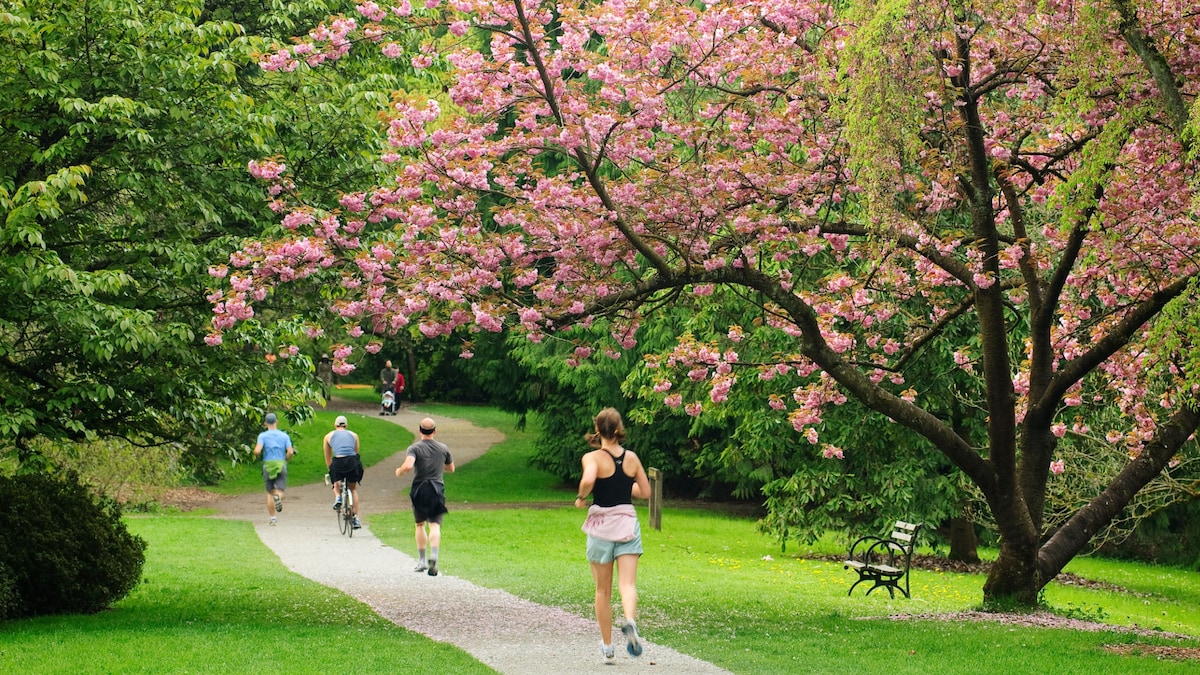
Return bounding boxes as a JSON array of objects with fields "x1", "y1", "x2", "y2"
[{"x1": 328, "y1": 429, "x2": 357, "y2": 458}]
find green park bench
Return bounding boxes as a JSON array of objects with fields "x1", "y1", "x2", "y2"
[{"x1": 843, "y1": 520, "x2": 922, "y2": 599}]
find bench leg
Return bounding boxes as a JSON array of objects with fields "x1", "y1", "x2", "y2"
[
  {"x1": 864, "y1": 582, "x2": 896, "y2": 599},
  {"x1": 847, "y1": 577, "x2": 869, "y2": 596}
]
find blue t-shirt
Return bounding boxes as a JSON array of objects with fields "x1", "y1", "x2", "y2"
[{"x1": 257, "y1": 429, "x2": 292, "y2": 461}]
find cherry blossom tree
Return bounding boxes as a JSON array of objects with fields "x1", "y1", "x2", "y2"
[{"x1": 210, "y1": 0, "x2": 1200, "y2": 605}]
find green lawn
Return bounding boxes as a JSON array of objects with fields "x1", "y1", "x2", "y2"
[
  {"x1": 4, "y1": 402, "x2": 1200, "y2": 674},
  {"x1": 413, "y1": 402, "x2": 572, "y2": 503},
  {"x1": 372, "y1": 404, "x2": 1200, "y2": 673},
  {"x1": 373, "y1": 505, "x2": 1200, "y2": 674},
  {"x1": 0, "y1": 516, "x2": 493, "y2": 674},
  {"x1": 328, "y1": 384, "x2": 389, "y2": 407}
]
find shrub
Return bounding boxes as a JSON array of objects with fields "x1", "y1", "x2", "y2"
[
  {"x1": 0, "y1": 471, "x2": 147, "y2": 619},
  {"x1": 35, "y1": 437, "x2": 187, "y2": 507},
  {"x1": 0, "y1": 560, "x2": 17, "y2": 621}
]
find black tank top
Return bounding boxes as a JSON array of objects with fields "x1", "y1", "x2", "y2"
[{"x1": 592, "y1": 449, "x2": 634, "y2": 507}]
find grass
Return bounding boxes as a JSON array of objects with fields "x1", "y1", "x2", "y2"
[
  {"x1": 374, "y1": 507, "x2": 1200, "y2": 674},
  {"x1": 0, "y1": 516, "x2": 493, "y2": 674},
  {"x1": 370, "y1": 404, "x2": 1200, "y2": 673},
  {"x1": 5, "y1": 401, "x2": 1200, "y2": 673},
  {"x1": 409, "y1": 402, "x2": 572, "y2": 503},
  {"x1": 330, "y1": 383, "x2": 390, "y2": 406},
  {"x1": 1049, "y1": 556, "x2": 1200, "y2": 634}
]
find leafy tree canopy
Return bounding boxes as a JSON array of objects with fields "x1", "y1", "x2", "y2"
[
  {"x1": 211, "y1": 0, "x2": 1200, "y2": 606},
  {"x1": 0, "y1": 0, "x2": 400, "y2": 474}
]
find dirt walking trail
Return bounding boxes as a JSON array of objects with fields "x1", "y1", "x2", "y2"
[{"x1": 212, "y1": 401, "x2": 732, "y2": 674}]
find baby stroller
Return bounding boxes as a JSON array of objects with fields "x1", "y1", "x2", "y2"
[{"x1": 380, "y1": 387, "x2": 397, "y2": 415}]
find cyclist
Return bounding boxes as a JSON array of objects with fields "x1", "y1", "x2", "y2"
[{"x1": 324, "y1": 415, "x2": 364, "y2": 529}]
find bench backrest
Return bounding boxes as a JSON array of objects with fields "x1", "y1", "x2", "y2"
[{"x1": 888, "y1": 520, "x2": 920, "y2": 554}]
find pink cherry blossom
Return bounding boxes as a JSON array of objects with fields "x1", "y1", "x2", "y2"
[{"x1": 208, "y1": 1, "x2": 1200, "y2": 603}]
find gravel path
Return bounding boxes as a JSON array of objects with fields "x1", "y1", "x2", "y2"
[{"x1": 214, "y1": 404, "x2": 732, "y2": 674}]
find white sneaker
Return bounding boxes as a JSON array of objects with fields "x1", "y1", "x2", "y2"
[
  {"x1": 599, "y1": 642, "x2": 615, "y2": 661},
  {"x1": 269, "y1": 517, "x2": 277, "y2": 526}
]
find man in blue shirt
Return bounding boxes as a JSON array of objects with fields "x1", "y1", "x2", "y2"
[{"x1": 253, "y1": 412, "x2": 294, "y2": 525}]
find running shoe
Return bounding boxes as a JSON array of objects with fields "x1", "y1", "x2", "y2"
[
  {"x1": 332, "y1": 498, "x2": 342, "y2": 511},
  {"x1": 622, "y1": 621, "x2": 642, "y2": 657},
  {"x1": 427, "y1": 560, "x2": 439, "y2": 577},
  {"x1": 413, "y1": 561, "x2": 428, "y2": 573},
  {"x1": 273, "y1": 494, "x2": 283, "y2": 512},
  {"x1": 269, "y1": 517, "x2": 277, "y2": 526},
  {"x1": 600, "y1": 642, "x2": 615, "y2": 661},
  {"x1": 352, "y1": 517, "x2": 362, "y2": 530}
]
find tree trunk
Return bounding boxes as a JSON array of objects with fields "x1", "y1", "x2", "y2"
[
  {"x1": 947, "y1": 516, "x2": 980, "y2": 564},
  {"x1": 982, "y1": 538, "x2": 1042, "y2": 607}
]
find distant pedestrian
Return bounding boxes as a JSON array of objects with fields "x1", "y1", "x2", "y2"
[
  {"x1": 316, "y1": 354, "x2": 334, "y2": 398},
  {"x1": 393, "y1": 369, "x2": 406, "y2": 409},
  {"x1": 324, "y1": 415, "x2": 364, "y2": 530},
  {"x1": 395, "y1": 417, "x2": 455, "y2": 576},
  {"x1": 380, "y1": 360, "x2": 397, "y2": 393},
  {"x1": 253, "y1": 412, "x2": 295, "y2": 526},
  {"x1": 575, "y1": 408, "x2": 651, "y2": 661}
]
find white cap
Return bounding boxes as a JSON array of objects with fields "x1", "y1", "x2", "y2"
[{"x1": 335, "y1": 415, "x2": 348, "y2": 427}]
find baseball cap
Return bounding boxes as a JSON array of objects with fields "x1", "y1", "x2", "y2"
[
  {"x1": 264, "y1": 412, "x2": 278, "y2": 425},
  {"x1": 335, "y1": 415, "x2": 348, "y2": 427}
]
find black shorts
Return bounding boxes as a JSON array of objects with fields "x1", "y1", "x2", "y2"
[
  {"x1": 329, "y1": 455, "x2": 364, "y2": 484},
  {"x1": 411, "y1": 480, "x2": 447, "y2": 523}
]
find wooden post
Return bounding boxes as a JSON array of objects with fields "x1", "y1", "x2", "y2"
[{"x1": 648, "y1": 467, "x2": 662, "y2": 530}]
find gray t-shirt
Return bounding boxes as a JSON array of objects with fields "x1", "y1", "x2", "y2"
[{"x1": 406, "y1": 439, "x2": 453, "y2": 483}]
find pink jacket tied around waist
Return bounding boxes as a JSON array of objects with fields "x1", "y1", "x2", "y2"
[{"x1": 581, "y1": 503, "x2": 639, "y2": 542}]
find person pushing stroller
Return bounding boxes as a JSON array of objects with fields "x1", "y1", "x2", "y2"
[{"x1": 379, "y1": 360, "x2": 399, "y2": 415}]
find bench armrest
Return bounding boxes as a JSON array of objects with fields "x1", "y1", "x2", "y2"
[{"x1": 846, "y1": 535, "x2": 884, "y2": 561}]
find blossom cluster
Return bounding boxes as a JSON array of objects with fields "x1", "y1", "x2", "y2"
[{"x1": 210, "y1": 1, "x2": 1200, "y2": 478}]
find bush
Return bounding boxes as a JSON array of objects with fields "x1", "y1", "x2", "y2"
[
  {"x1": 0, "y1": 560, "x2": 17, "y2": 621},
  {"x1": 37, "y1": 437, "x2": 186, "y2": 508},
  {"x1": 0, "y1": 471, "x2": 147, "y2": 619}
]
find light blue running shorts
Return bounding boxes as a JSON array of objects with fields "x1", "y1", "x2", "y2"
[{"x1": 585, "y1": 522, "x2": 644, "y2": 564}]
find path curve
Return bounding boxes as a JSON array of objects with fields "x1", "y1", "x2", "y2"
[{"x1": 215, "y1": 402, "x2": 732, "y2": 674}]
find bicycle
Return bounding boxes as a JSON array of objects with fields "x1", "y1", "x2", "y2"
[{"x1": 330, "y1": 474, "x2": 356, "y2": 537}]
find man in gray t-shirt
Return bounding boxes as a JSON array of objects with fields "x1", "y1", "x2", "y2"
[{"x1": 396, "y1": 417, "x2": 455, "y2": 576}]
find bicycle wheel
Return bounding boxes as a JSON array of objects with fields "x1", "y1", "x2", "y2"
[
  {"x1": 337, "y1": 482, "x2": 350, "y2": 535},
  {"x1": 344, "y1": 488, "x2": 355, "y2": 538}
]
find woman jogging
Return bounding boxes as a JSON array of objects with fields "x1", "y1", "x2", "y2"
[{"x1": 574, "y1": 407, "x2": 651, "y2": 662}]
